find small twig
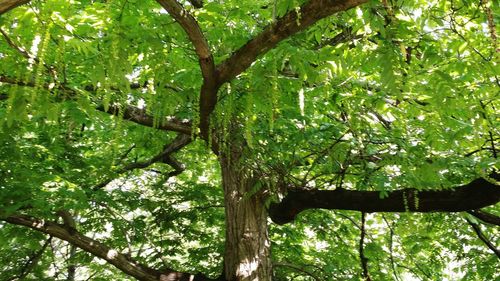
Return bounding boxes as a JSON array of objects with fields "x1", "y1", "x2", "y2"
[
  {"x1": 0, "y1": 26, "x2": 56, "y2": 76},
  {"x1": 382, "y1": 216, "x2": 401, "y2": 281},
  {"x1": 118, "y1": 144, "x2": 137, "y2": 162},
  {"x1": 335, "y1": 212, "x2": 361, "y2": 230},
  {"x1": 0, "y1": 27, "x2": 38, "y2": 62}
]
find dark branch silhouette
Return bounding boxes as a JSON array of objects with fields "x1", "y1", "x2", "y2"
[
  {"x1": 269, "y1": 175, "x2": 500, "y2": 225},
  {"x1": 467, "y1": 210, "x2": 500, "y2": 226},
  {"x1": 466, "y1": 218, "x2": 500, "y2": 259}
]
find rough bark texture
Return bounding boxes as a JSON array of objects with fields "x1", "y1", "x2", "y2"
[
  {"x1": 269, "y1": 176, "x2": 500, "y2": 225},
  {"x1": 220, "y1": 150, "x2": 271, "y2": 281}
]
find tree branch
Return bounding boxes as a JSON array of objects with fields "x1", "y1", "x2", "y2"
[
  {"x1": 8, "y1": 236, "x2": 52, "y2": 281},
  {"x1": 193, "y1": 0, "x2": 369, "y2": 137},
  {"x1": 359, "y1": 212, "x2": 371, "y2": 281},
  {"x1": 122, "y1": 133, "x2": 191, "y2": 171},
  {"x1": 0, "y1": 75, "x2": 192, "y2": 134},
  {"x1": 187, "y1": 0, "x2": 203, "y2": 8},
  {"x1": 155, "y1": 0, "x2": 217, "y2": 140},
  {"x1": 467, "y1": 210, "x2": 500, "y2": 226},
  {"x1": 269, "y1": 175, "x2": 500, "y2": 225},
  {"x1": 0, "y1": 0, "x2": 30, "y2": 15},
  {"x1": 98, "y1": 104, "x2": 192, "y2": 135},
  {"x1": 465, "y1": 218, "x2": 500, "y2": 259},
  {"x1": 1, "y1": 214, "x2": 218, "y2": 281},
  {"x1": 93, "y1": 133, "x2": 191, "y2": 190},
  {"x1": 216, "y1": 0, "x2": 368, "y2": 84},
  {"x1": 0, "y1": 27, "x2": 38, "y2": 62},
  {"x1": 273, "y1": 262, "x2": 321, "y2": 281},
  {"x1": 155, "y1": 0, "x2": 212, "y2": 63}
]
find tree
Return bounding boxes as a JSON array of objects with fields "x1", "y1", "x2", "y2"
[{"x1": 0, "y1": 0, "x2": 499, "y2": 280}]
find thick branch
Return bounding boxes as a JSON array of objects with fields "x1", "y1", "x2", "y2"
[
  {"x1": 1, "y1": 74, "x2": 191, "y2": 134},
  {"x1": 195, "y1": 0, "x2": 368, "y2": 137},
  {"x1": 2, "y1": 214, "x2": 217, "y2": 281},
  {"x1": 0, "y1": 0, "x2": 30, "y2": 15},
  {"x1": 155, "y1": 0, "x2": 211, "y2": 61},
  {"x1": 269, "y1": 176, "x2": 500, "y2": 225},
  {"x1": 216, "y1": 0, "x2": 368, "y2": 84}
]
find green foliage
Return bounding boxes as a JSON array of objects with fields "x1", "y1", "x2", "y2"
[{"x1": 0, "y1": 0, "x2": 498, "y2": 280}]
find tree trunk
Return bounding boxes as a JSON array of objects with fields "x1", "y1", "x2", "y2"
[{"x1": 220, "y1": 150, "x2": 271, "y2": 281}]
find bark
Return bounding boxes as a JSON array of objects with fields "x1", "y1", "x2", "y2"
[
  {"x1": 219, "y1": 148, "x2": 271, "y2": 281},
  {"x1": 269, "y1": 176, "x2": 500, "y2": 225},
  {"x1": 216, "y1": 0, "x2": 369, "y2": 84},
  {"x1": 467, "y1": 210, "x2": 500, "y2": 226},
  {"x1": 99, "y1": 105, "x2": 192, "y2": 135},
  {"x1": 200, "y1": 0, "x2": 369, "y2": 138},
  {"x1": 0, "y1": 0, "x2": 29, "y2": 15},
  {"x1": 2, "y1": 215, "x2": 217, "y2": 281},
  {"x1": 155, "y1": 0, "x2": 217, "y2": 140}
]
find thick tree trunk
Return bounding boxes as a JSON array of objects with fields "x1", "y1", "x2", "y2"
[{"x1": 220, "y1": 151, "x2": 271, "y2": 281}]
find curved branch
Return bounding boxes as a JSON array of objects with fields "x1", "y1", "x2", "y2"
[
  {"x1": 0, "y1": 0, "x2": 30, "y2": 15},
  {"x1": 93, "y1": 134, "x2": 190, "y2": 190},
  {"x1": 123, "y1": 133, "x2": 190, "y2": 171},
  {"x1": 1, "y1": 214, "x2": 219, "y2": 281},
  {"x1": 269, "y1": 175, "x2": 500, "y2": 225},
  {"x1": 155, "y1": 0, "x2": 212, "y2": 62}
]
